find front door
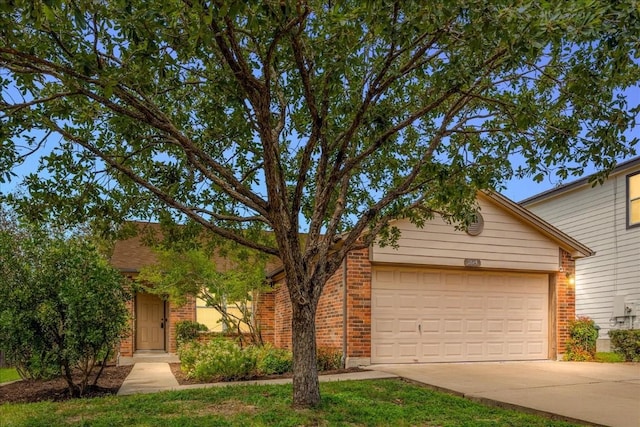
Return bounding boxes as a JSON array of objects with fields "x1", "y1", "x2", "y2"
[{"x1": 136, "y1": 293, "x2": 165, "y2": 351}]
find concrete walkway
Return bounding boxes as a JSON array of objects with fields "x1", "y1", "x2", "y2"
[
  {"x1": 370, "y1": 361, "x2": 640, "y2": 427},
  {"x1": 117, "y1": 362, "x2": 396, "y2": 396}
]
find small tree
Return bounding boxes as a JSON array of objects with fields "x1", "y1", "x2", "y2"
[
  {"x1": 138, "y1": 243, "x2": 267, "y2": 345},
  {"x1": 0, "y1": 222, "x2": 130, "y2": 396}
]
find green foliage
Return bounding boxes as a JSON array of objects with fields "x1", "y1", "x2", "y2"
[
  {"x1": 564, "y1": 317, "x2": 599, "y2": 361},
  {"x1": 251, "y1": 344, "x2": 293, "y2": 376},
  {"x1": 175, "y1": 320, "x2": 208, "y2": 348},
  {"x1": 0, "y1": 222, "x2": 130, "y2": 396},
  {"x1": 2, "y1": 0, "x2": 639, "y2": 407},
  {"x1": 137, "y1": 243, "x2": 267, "y2": 345},
  {"x1": 595, "y1": 352, "x2": 625, "y2": 363},
  {"x1": 178, "y1": 338, "x2": 257, "y2": 382},
  {"x1": 316, "y1": 347, "x2": 342, "y2": 371},
  {"x1": 608, "y1": 329, "x2": 640, "y2": 362}
]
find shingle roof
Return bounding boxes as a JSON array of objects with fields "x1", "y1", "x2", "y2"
[{"x1": 109, "y1": 221, "x2": 279, "y2": 273}]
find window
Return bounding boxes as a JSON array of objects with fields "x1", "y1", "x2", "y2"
[{"x1": 628, "y1": 172, "x2": 640, "y2": 228}]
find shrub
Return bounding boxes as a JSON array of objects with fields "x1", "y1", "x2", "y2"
[
  {"x1": 175, "y1": 320, "x2": 208, "y2": 348},
  {"x1": 251, "y1": 344, "x2": 292, "y2": 375},
  {"x1": 317, "y1": 347, "x2": 342, "y2": 371},
  {"x1": 564, "y1": 317, "x2": 598, "y2": 361},
  {"x1": 0, "y1": 233, "x2": 130, "y2": 396},
  {"x1": 608, "y1": 329, "x2": 640, "y2": 362},
  {"x1": 179, "y1": 337, "x2": 257, "y2": 381}
]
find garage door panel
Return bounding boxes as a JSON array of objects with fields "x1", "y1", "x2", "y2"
[{"x1": 372, "y1": 267, "x2": 548, "y2": 363}]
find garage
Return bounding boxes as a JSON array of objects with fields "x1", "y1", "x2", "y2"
[{"x1": 371, "y1": 267, "x2": 549, "y2": 363}]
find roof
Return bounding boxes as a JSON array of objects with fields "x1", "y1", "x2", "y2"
[
  {"x1": 519, "y1": 156, "x2": 640, "y2": 206},
  {"x1": 109, "y1": 221, "x2": 280, "y2": 274},
  {"x1": 113, "y1": 191, "x2": 594, "y2": 278}
]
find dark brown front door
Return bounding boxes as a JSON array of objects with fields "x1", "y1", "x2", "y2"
[{"x1": 136, "y1": 293, "x2": 165, "y2": 351}]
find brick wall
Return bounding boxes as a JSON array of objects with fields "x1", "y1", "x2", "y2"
[
  {"x1": 344, "y1": 248, "x2": 371, "y2": 361},
  {"x1": 255, "y1": 289, "x2": 275, "y2": 345},
  {"x1": 557, "y1": 248, "x2": 576, "y2": 355},
  {"x1": 118, "y1": 279, "x2": 136, "y2": 357},
  {"x1": 167, "y1": 296, "x2": 196, "y2": 353},
  {"x1": 261, "y1": 247, "x2": 372, "y2": 365}
]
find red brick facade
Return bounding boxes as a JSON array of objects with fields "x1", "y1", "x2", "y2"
[
  {"x1": 167, "y1": 296, "x2": 196, "y2": 354},
  {"x1": 556, "y1": 248, "x2": 576, "y2": 356},
  {"x1": 257, "y1": 247, "x2": 575, "y2": 364},
  {"x1": 257, "y1": 248, "x2": 371, "y2": 366}
]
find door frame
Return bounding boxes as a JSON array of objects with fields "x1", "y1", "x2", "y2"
[{"x1": 135, "y1": 292, "x2": 168, "y2": 352}]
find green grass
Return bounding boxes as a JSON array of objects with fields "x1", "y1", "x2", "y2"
[
  {"x1": 0, "y1": 379, "x2": 581, "y2": 427},
  {"x1": 595, "y1": 352, "x2": 625, "y2": 363},
  {"x1": 0, "y1": 368, "x2": 21, "y2": 384}
]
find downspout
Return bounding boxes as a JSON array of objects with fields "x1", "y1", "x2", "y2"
[{"x1": 341, "y1": 255, "x2": 348, "y2": 369}]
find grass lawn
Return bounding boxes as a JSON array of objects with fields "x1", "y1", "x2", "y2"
[
  {"x1": 0, "y1": 368, "x2": 21, "y2": 384},
  {"x1": 0, "y1": 378, "x2": 580, "y2": 427},
  {"x1": 595, "y1": 352, "x2": 625, "y2": 363}
]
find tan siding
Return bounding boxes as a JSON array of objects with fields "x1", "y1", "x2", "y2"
[
  {"x1": 372, "y1": 198, "x2": 560, "y2": 271},
  {"x1": 526, "y1": 169, "x2": 640, "y2": 337}
]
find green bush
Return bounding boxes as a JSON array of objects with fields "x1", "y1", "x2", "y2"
[
  {"x1": 179, "y1": 338, "x2": 257, "y2": 381},
  {"x1": 251, "y1": 344, "x2": 292, "y2": 375},
  {"x1": 317, "y1": 347, "x2": 342, "y2": 371},
  {"x1": 608, "y1": 329, "x2": 640, "y2": 362},
  {"x1": 564, "y1": 317, "x2": 598, "y2": 361},
  {"x1": 0, "y1": 231, "x2": 130, "y2": 396},
  {"x1": 175, "y1": 320, "x2": 208, "y2": 348}
]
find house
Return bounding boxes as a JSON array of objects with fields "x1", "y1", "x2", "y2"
[
  {"x1": 256, "y1": 191, "x2": 592, "y2": 366},
  {"x1": 111, "y1": 192, "x2": 592, "y2": 363},
  {"x1": 110, "y1": 222, "x2": 266, "y2": 356},
  {"x1": 521, "y1": 157, "x2": 640, "y2": 351}
]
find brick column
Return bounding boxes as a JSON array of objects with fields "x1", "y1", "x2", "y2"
[
  {"x1": 118, "y1": 281, "x2": 136, "y2": 358},
  {"x1": 167, "y1": 295, "x2": 196, "y2": 353},
  {"x1": 255, "y1": 289, "x2": 275, "y2": 345},
  {"x1": 556, "y1": 249, "x2": 576, "y2": 357},
  {"x1": 345, "y1": 247, "x2": 372, "y2": 367}
]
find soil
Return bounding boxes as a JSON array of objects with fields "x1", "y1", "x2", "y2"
[
  {"x1": 169, "y1": 363, "x2": 363, "y2": 385},
  {"x1": 0, "y1": 365, "x2": 133, "y2": 404}
]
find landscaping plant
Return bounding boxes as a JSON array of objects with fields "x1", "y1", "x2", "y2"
[
  {"x1": 175, "y1": 320, "x2": 208, "y2": 348},
  {"x1": 564, "y1": 317, "x2": 598, "y2": 361},
  {"x1": 0, "y1": 223, "x2": 130, "y2": 396},
  {"x1": 608, "y1": 329, "x2": 640, "y2": 362}
]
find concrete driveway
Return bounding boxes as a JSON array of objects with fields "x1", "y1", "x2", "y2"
[{"x1": 369, "y1": 361, "x2": 640, "y2": 427}]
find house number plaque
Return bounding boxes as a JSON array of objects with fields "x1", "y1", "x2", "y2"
[{"x1": 464, "y1": 258, "x2": 481, "y2": 267}]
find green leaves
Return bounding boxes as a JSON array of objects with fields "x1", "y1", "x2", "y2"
[{"x1": 0, "y1": 217, "x2": 130, "y2": 394}]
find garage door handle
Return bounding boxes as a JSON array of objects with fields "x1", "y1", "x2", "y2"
[{"x1": 418, "y1": 324, "x2": 421, "y2": 334}]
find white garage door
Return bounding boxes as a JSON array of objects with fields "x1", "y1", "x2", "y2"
[{"x1": 371, "y1": 267, "x2": 549, "y2": 363}]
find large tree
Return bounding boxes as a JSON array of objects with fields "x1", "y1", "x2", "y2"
[{"x1": 1, "y1": 1, "x2": 638, "y2": 406}]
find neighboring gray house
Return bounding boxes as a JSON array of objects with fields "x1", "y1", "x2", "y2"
[{"x1": 522, "y1": 157, "x2": 640, "y2": 350}]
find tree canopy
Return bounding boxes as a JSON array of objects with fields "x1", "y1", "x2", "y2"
[{"x1": 1, "y1": 0, "x2": 638, "y2": 407}]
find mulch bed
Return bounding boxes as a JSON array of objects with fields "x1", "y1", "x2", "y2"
[
  {"x1": 169, "y1": 363, "x2": 363, "y2": 385},
  {"x1": 0, "y1": 365, "x2": 133, "y2": 404}
]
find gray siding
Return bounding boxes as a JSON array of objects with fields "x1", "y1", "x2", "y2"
[{"x1": 525, "y1": 170, "x2": 640, "y2": 337}]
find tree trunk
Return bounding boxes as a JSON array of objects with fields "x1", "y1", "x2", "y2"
[{"x1": 291, "y1": 298, "x2": 320, "y2": 408}]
